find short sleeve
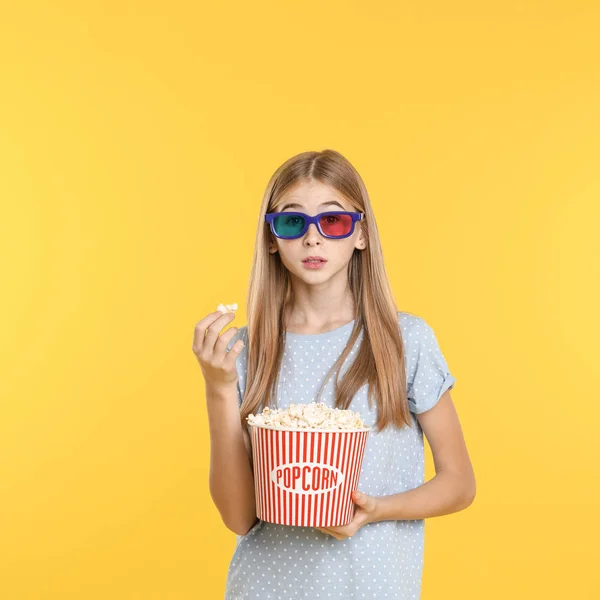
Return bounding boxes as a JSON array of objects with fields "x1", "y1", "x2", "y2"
[
  {"x1": 225, "y1": 325, "x2": 249, "y2": 408},
  {"x1": 403, "y1": 316, "x2": 456, "y2": 414}
]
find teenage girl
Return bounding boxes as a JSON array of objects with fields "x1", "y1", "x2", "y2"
[{"x1": 193, "y1": 149, "x2": 476, "y2": 599}]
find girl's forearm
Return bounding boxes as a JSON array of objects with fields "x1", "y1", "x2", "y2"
[
  {"x1": 206, "y1": 384, "x2": 257, "y2": 536},
  {"x1": 373, "y1": 470, "x2": 476, "y2": 522}
]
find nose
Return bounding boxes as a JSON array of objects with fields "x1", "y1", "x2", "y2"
[{"x1": 303, "y1": 222, "x2": 323, "y2": 244}]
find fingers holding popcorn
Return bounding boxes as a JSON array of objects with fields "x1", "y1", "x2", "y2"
[{"x1": 192, "y1": 303, "x2": 244, "y2": 389}]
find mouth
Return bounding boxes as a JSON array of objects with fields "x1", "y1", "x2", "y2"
[{"x1": 302, "y1": 257, "x2": 327, "y2": 270}]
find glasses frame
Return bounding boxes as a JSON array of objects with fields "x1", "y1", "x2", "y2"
[{"x1": 265, "y1": 211, "x2": 365, "y2": 240}]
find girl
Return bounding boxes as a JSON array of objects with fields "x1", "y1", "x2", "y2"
[{"x1": 193, "y1": 149, "x2": 476, "y2": 599}]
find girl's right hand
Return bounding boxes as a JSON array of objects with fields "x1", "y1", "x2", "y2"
[{"x1": 192, "y1": 310, "x2": 245, "y2": 391}]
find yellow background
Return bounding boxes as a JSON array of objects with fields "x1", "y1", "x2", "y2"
[{"x1": 1, "y1": 1, "x2": 599, "y2": 598}]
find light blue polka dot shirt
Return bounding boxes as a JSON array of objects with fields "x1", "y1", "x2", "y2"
[{"x1": 223, "y1": 311, "x2": 456, "y2": 599}]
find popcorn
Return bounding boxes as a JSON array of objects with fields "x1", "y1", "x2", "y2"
[
  {"x1": 217, "y1": 303, "x2": 238, "y2": 314},
  {"x1": 247, "y1": 402, "x2": 369, "y2": 431},
  {"x1": 248, "y1": 402, "x2": 371, "y2": 527}
]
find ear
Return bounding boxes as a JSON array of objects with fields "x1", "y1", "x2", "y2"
[
  {"x1": 269, "y1": 235, "x2": 278, "y2": 254},
  {"x1": 355, "y1": 223, "x2": 367, "y2": 250}
]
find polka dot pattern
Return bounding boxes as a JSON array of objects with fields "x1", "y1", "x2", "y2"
[{"x1": 223, "y1": 312, "x2": 455, "y2": 599}]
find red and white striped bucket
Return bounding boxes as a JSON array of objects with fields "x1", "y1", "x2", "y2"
[{"x1": 248, "y1": 423, "x2": 370, "y2": 527}]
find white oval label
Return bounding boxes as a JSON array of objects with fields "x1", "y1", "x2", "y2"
[{"x1": 271, "y1": 462, "x2": 345, "y2": 495}]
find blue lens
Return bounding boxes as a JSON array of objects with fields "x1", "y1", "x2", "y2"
[{"x1": 273, "y1": 214, "x2": 305, "y2": 237}]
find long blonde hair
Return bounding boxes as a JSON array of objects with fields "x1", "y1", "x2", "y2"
[{"x1": 240, "y1": 149, "x2": 412, "y2": 433}]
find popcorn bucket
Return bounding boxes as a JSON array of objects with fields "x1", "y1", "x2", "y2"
[{"x1": 248, "y1": 423, "x2": 370, "y2": 527}]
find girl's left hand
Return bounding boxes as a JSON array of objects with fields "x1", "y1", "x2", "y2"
[{"x1": 316, "y1": 490, "x2": 379, "y2": 540}]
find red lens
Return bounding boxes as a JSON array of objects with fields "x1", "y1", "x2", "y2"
[{"x1": 319, "y1": 213, "x2": 352, "y2": 237}]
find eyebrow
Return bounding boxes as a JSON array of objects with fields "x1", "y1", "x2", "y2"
[{"x1": 279, "y1": 200, "x2": 346, "y2": 211}]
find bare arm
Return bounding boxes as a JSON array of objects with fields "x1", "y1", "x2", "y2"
[
  {"x1": 193, "y1": 309, "x2": 257, "y2": 537},
  {"x1": 207, "y1": 383, "x2": 258, "y2": 535},
  {"x1": 374, "y1": 390, "x2": 476, "y2": 521}
]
